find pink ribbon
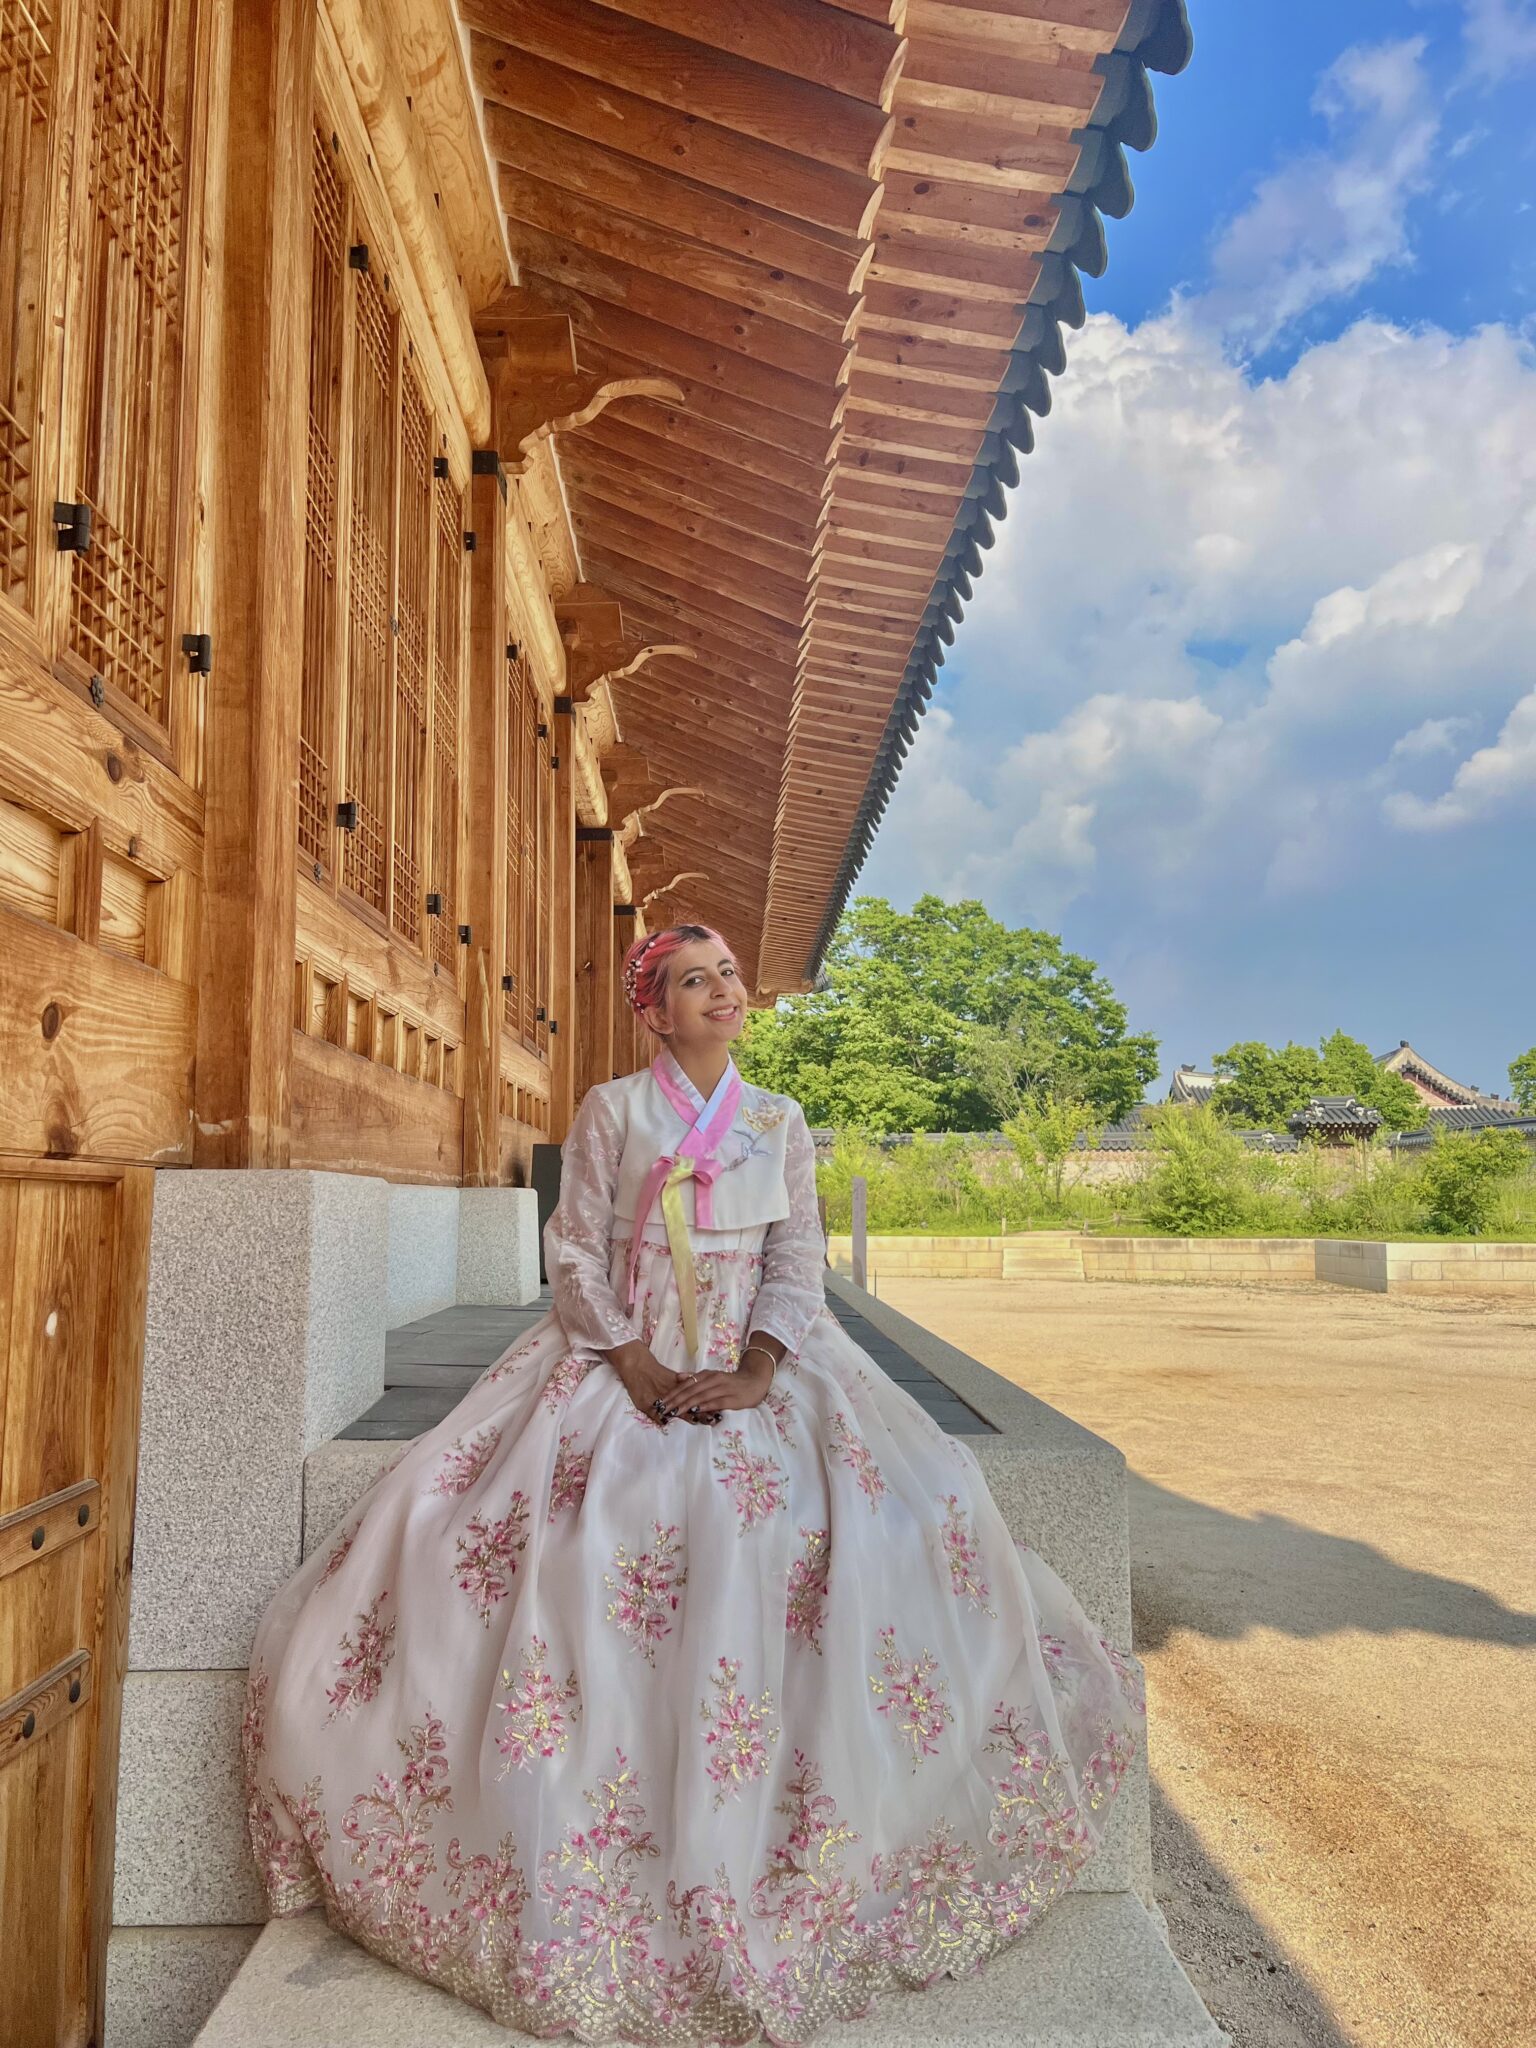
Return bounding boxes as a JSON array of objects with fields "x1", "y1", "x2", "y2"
[{"x1": 624, "y1": 1055, "x2": 742, "y2": 1315}]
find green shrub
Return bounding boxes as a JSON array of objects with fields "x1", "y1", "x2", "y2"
[
  {"x1": 1416, "y1": 1130, "x2": 1531, "y2": 1235},
  {"x1": 1138, "y1": 1104, "x2": 1251, "y2": 1235}
]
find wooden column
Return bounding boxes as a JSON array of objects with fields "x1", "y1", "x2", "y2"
[
  {"x1": 193, "y1": 0, "x2": 316, "y2": 1168},
  {"x1": 547, "y1": 696, "x2": 577, "y2": 1140},
  {"x1": 574, "y1": 829, "x2": 616, "y2": 1106},
  {"x1": 613, "y1": 903, "x2": 637, "y2": 1075},
  {"x1": 461, "y1": 452, "x2": 509, "y2": 1185}
]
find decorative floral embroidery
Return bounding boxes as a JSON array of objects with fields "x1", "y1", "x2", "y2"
[
  {"x1": 604, "y1": 1521, "x2": 688, "y2": 1664},
  {"x1": 430, "y1": 1425, "x2": 501, "y2": 1497},
  {"x1": 1098, "y1": 1634, "x2": 1148, "y2": 1717},
  {"x1": 242, "y1": 1667, "x2": 329, "y2": 1900},
  {"x1": 316, "y1": 1518, "x2": 360, "y2": 1587},
  {"x1": 547, "y1": 1432, "x2": 591, "y2": 1520},
  {"x1": 696, "y1": 1265, "x2": 744, "y2": 1367},
  {"x1": 748, "y1": 1748, "x2": 863, "y2": 1950},
  {"x1": 540, "y1": 1353, "x2": 599, "y2": 1412},
  {"x1": 764, "y1": 1383, "x2": 797, "y2": 1445},
  {"x1": 938, "y1": 1494, "x2": 997, "y2": 1617},
  {"x1": 325, "y1": 1591, "x2": 397, "y2": 1722},
  {"x1": 785, "y1": 1526, "x2": 831, "y2": 1654},
  {"x1": 1082, "y1": 1726, "x2": 1138, "y2": 1810},
  {"x1": 1039, "y1": 1632, "x2": 1069, "y2": 1677},
  {"x1": 869, "y1": 1625, "x2": 953, "y2": 1768},
  {"x1": 340, "y1": 1705, "x2": 453, "y2": 1915},
  {"x1": 740, "y1": 1100, "x2": 787, "y2": 1133},
  {"x1": 827, "y1": 1410, "x2": 888, "y2": 1511},
  {"x1": 452, "y1": 1494, "x2": 531, "y2": 1625},
  {"x1": 711, "y1": 1427, "x2": 788, "y2": 1531},
  {"x1": 495, "y1": 1635, "x2": 581, "y2": 1775},
  {"x1": 539, "y1": 1747, "x2": 664, "y2": 2002},
  {"x1": 484, "y1": 1336, "x2": 542, "y2": 1385},
  {"x1": 984, "y1": 1701, "x2": 1092, "y2": 1876},
  {"x1": 698, "y1": 1657, "x2": 779, "y2": 1808}
]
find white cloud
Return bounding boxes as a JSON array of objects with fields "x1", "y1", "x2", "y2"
[
  {"x1": 1459, "y1": 0, "x2": 1536, "y2": 78},
  {"x1": 1384, "y1": 688, "x2": 1536, "y2": 827},
  {"x1": 1195, "y1": 39, "x2": 1439, "y2": 353},
  {"x1": 867, "y1": 309, "x2": 1536, "y2": 921}
]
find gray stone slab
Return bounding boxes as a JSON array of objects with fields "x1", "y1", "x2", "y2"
[
  {"x1": 109, "y1": 1925, "x2": 261, "y2": 2048},
  {"x1": 115, "y1": 1672, "x2": 266, "y2": 1925},
  {"x1": 304, "y1": 1440, "x2": 401, "y2": 1560},
  {"x1": 195, "y1": 1893, "x2": 1223, "y2": 2046},
  {"x1": 457, "y1": 1187, "x2": 540, "y2": 1306},
  {"x1": 387, "y1": 1184, "x2": 459, "y2": 1329},
  {"x1": 131, "y1": 1170, "x2": 388, "y2": 1670},
  {"x1": 382, "y1": 1361, "x2": 488, "y2": 1390}
]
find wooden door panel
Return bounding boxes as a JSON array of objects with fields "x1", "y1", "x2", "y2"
[{"x1": 0, "y1": 1164, "x2": 149, "y2": 2048}]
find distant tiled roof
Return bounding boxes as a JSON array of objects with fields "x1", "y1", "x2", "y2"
[
  {"x1": 1390, "y1": 1107, "x2": 1536, "y2": 1150},
  {"x1": 1375, "y1": 1041, "x2": 1516, "y2": 1111},
  {"x1": 1288, "y1": 1095, "x2": 1383, "y2": 1137},
  {"x1": 1166, "y1": 1067, "x2": 1219, "y2": 1104}
]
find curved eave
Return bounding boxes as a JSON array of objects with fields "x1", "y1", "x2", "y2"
[{"x1": 796, "y1": 0, "x2": 1193, "y2": 985}]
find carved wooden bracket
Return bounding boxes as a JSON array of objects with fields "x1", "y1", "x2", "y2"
[
  {"x1": 619, "y1": 786, "x2": 706, "y2": 851},
  {"x1": 640, "y1": 872, "x2": 710, "y2": 912},
  {"x1": 482, "y1": 311, "x2": 682, "y2": 474},
  {"x1": 556, "y1": 584, "x2": 699, "y2": 705}
]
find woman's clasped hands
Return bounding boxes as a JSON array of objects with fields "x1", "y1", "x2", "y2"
[{"x1": 606, "y1": 1338, "x2": 775, "y2": 1427}]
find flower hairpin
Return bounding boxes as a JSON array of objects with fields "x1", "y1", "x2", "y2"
[{"x1": 622, "y1": 931, "x2": 664, "y2": 1013}]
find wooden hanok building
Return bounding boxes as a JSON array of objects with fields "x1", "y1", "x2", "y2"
[{"x1": 0, "y1": 3, "x2": 1189, "y2": 2041}]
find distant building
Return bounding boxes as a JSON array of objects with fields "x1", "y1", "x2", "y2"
[
  {"x1": 1166, "y1": 1066, "x2": 1219, "y2": 1105},
  {"x1": 1288, "y1": 1096, "x2": 1384, "y2": 1145},
  {"x1": 1375, "y1": 1041, "x2": 1517, "y2": 1112}
]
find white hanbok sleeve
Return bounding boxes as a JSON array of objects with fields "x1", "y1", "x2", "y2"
[
  {"x1": 747, "y1": 1104, "x2": 826, "y2": 1356},
  {"x1": 543, "y1": 1085, "x2": 637, "y2": 1353}
]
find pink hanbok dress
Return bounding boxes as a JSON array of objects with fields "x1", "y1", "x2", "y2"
[{"x1": 241, "y1": 1050, "x2": 1144, "y2": 2045}]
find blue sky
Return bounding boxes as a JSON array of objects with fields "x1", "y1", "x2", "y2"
[{"x1": 861, "y1": 0, "x2": 1536, "y2": 1099}]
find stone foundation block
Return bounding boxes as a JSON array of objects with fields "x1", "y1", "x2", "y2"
[
  {"x1": 456, "y1": 1187, "x2": 540, "y2": 1305},
  {"x1": 387, "y1": 1185, "x2": 460, "y2": 1327},
  {"x1": 131, "y1": 1170, "x2": 388, "y2": 1669},
  {"x1": 114, "y1": 1671, "x2": 266, "y2": 1925},
  {"x1": 108, "y1": 1925, "x2": 261, "y2": 2048}
]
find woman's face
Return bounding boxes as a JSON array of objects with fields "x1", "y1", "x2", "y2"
[{"x1": 653, "y1": 938, "x2": 745, "y2": 1048}]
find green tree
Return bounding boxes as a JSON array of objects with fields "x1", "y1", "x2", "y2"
[
  {"x1": 1139, "y1": 1104, "x2": 1250, "y2": 1235},
  {"x1": 1509, "y1": 1048, "x2": 1536, "y2": 1112},
  {"x1": 738, "y1": 896, "x2": 1159, "y2": 1131},
  {"x1": 1211, "y1": 1032, "x2": 1427, "y2": 1132},
  {"x1": 1002, "y1": 1094, "x2": 1105, "y2": 1209},
  {"x1": 1417, "y1": 1129, "x2": 1531, "y2": 1235}
]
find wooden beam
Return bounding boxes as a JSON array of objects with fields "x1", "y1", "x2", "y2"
[
  {"x1": 323, "y1": 0, "x2": 492, "y2": 440},
  {"x1": 482, "y1": 102, "x2": 862, "y2": 296},
  {"x1": 548, "y1": 697, "x2": 578, "y2": 1139},
  {"x1": 585, "y1": 0, "x2": 906, "y2": 107},
  {"x1": 563, "y1": 427, "x2": 823, "y2": 538},
  {"x1": 574, "y1": 395, "x2": 828, "y2": 497},
  {"x1": 194, "y1": 0, "x2": 316, "y2": 1168},
  {"x1": 390, "y1": 0, "x2": 513, "y2": 309},
  {"x1": 499, "y1": 169, "x2": 853, "y2": 332},
  {"x1": 462, "y1": 454, "x2": 510, "y2": 1187},
  {"x1": 481, "y1": 312, "x2": 682, "y2": 470},
  {"x1": 468, "y1": 36, "x2": 881, "y2": 237},
  {"x1": 458, "y1": 0, "x2": 893, "y2": 179},
  {"x1": 576, "y1": 343, "x2": 833, "y2": 464},
  {"x1": 566, "y1": 463, "x2": 810, "y2": 582}
]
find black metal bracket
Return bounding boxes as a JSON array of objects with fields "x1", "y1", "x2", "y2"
[
  {"x1": 506, "y1": 640, "x2": 520, "y2": 663},
  {"x1": 472, "y1": 449, "x2": 508, "y2": 500},
  {"x1": 463, "y1": 530, "x2": 477, "y2": 553},
  {"x1": 432, "y1": 455, "x2": 449, "y2": 479},
  {"x1": 550, "y1": 755, "x2": 560, "y2": 769},
  {"x1": 53, "y1": 500, "x2": 91, "y2": 553},
  {"x1": 536, "y1": 722, "x2": 549, "y2": 738},
  {"x1": 535, "y1": 1005, "x2": 546, "y2": 1022},
  {"x1": 553, "y1": 693, "x2": 575, "y2": 714},
  {"x1": 348, "y1": 243, "x2": 370, "y2": 272},
  {"x1": 426, "y1": 892, "x2": 444, "y2": 917},
  {"x1": 458, "y1": 923, "x2": 472, "y2": 945},
  {"x1": 336, "y1": 800, "x2": 359, "y2": 832},
  {"x1": 180, "y1": 631, "x2": 212, "y2": 674},
  {"x1": 549, "y1": 1019, "x2": 559, "y2": 1035},
  {"x1": 501, "y1": 972, "x2": 515, "y2": 992},
  {"x1": 614, "y1": 903, "x2": 637, "y2": 918}
]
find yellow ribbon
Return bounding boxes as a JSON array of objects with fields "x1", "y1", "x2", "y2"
[{"x1": 660, "y1": 1157, "x2": 701, "y2": 1359}]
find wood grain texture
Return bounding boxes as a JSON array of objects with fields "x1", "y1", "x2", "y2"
[{"x1": 290, "y1": 1031, "x2": 464, "y2": 1183}]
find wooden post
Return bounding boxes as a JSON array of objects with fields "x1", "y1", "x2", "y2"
[
  {"x1": 851, "y1": 1174, "x2": 868, "y2": 1291},
  {"x1": 193, "y1": 0, "x2": 316, "y2": 1167},
  {"x1": 547, "y1": 696, "x2": 577, "y2": 1140},
  {"x1": 613, "y1": 903, "x2": 636, "y2": 1075},
  {"x1": 574, "y1": 829, "x2": 615, "y2": 1106},
  {"x1": 461, "y1": 452, "x2": 509, "y2": 1185}
]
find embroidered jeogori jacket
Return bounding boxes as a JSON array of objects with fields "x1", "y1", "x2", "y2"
[{"x1": 543, "y1": 1050, "x2": 826, "y2": 1367}]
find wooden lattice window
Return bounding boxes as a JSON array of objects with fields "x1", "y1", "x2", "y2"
[
  {"x1": 299, "y1": 125, "x2": 345, "y2": 874},
  {"x1": 62, "y1": 2, "x2": 194, "y2": 733},
  {"x1": 503, "y1": 643, "x2": 526, "y2": 1034},
  {"x1": 0, "y1": 0, "x2": 57, "y2": 613},
  {"x1": 340, "y1": 250, "x2": 393, "y2": 916},
  {"x1": 392, "y1": 367, "x2": 431, "y2": 947},
  {"x1": 427, "y1": 465, "x2": 464, "y2": 974}
]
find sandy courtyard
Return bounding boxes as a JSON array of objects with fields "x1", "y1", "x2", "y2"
[{"x1": 877, "y1": 1274, "x2": 1536, "y2": 2048}]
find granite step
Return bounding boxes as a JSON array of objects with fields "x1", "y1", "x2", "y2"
[{"x1": 194, "y1": 1893, "x2": 1225, "y2": 2047}]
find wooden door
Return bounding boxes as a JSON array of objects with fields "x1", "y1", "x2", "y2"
[{"x1": 0, "y1": 1163, "x2": 151, "y2": 2048}]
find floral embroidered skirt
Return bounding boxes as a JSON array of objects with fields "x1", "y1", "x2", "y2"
[{"x1": 242, "y1": 1234, "x2": 1145, "y2": 2046}]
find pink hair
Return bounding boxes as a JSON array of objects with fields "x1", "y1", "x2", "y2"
[{"x1": 622, "y1": 922, "x2": 734, "y2": 1020}]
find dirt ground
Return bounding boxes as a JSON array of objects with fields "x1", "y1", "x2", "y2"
[{"x1": 879, "y1": 1274, "x2": 1536, "y2": 2048}]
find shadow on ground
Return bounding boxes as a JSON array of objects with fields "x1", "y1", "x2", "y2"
[
  {"x1": 1149, "y1": 1775, "x2": 1357, "y2": 2048},
  {"x1": 1127, "y1": 1473, "x2": 1536, "y2": 1652}
]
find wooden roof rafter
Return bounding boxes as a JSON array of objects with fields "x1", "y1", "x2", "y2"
[{"x1": 453, "y1": 0, "x2": 1191, "y2": 990}]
